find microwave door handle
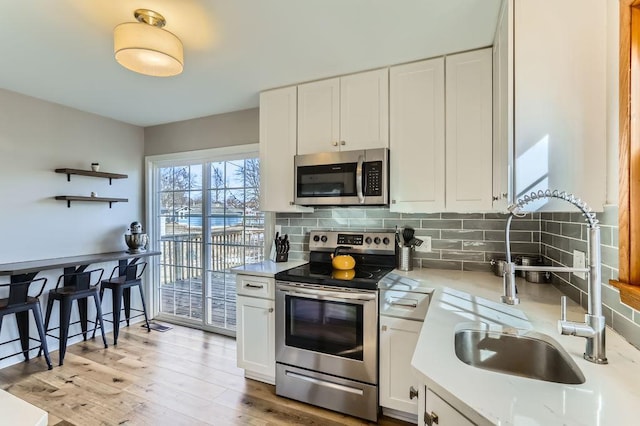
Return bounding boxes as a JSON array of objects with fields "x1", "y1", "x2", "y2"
[{"x1": 356, "y1": 155, "x2": 365, "y2": 204}]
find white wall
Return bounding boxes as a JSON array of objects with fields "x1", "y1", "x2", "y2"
[
  {"x1": 607, "y1": 0, "x2": 620, "y2": 204},
  {"x1": 0, "y1": 88, "x2": 144, "y2": 368},
  {"x1": 144, "y1": 108, "x2": 258, "y2": 155}
]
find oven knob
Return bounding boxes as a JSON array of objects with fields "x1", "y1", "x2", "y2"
[
  {"x1": 365, "y1": 237, "x2": 372, "y2": 244},
  {"x1": 382, "y1": 237, "x2": 390, "y2": 245},
  {"x1": 374, "y1": 237, "x2": 381, "y2": 245},
  {"x1": 313, "y1": 235, "x2": 320, "y2": 242},
  {"x1": 321, "y1": 235, "x2": 328, "y2": 243}
]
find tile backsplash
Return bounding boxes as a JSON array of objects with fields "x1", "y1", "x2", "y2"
[
  {"x1": 276, "y1": 207, "x2": 540, "y2": 271},
  {"x1": 276, "y1": 204, "x2": 640, "y2": 351},
  {"x1": 541, "y1": 205, "x2": 640, "y2": 349}
]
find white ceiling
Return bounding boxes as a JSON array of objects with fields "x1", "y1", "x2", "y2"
[{"x1": 0, "y1": 0, "x2": 502, "y2": 127}]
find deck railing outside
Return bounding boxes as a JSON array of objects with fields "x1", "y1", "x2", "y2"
[{"x1": 158, "y1": 223, "x2": 264, "y2": 329}]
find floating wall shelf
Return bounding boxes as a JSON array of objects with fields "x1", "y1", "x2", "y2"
[
  {"x1": 55, "y1": 196, "x2": 128, "y2": 208},
  {"x1": 55, "y1": 168, "x2": 128, "y2": 185}
]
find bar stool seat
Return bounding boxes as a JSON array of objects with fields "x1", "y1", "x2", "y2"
[
  {"x1": 0, "y1": 277, "x2": 52, "y2": 370},
  {"x1": 95, "y1": 262, "x2": 150, "y2": 345},
  {"x1": 41, "y1": 269, "x2": 108, "y2": 366}
]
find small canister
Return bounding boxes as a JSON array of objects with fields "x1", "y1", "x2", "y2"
[{"x1": 398, "y1": 246, "x2": 414, "y2": 271}]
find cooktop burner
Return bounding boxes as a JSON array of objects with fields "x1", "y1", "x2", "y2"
[
  {"x1": 275, "y1": 262, "x2": 394, "y2": 290},
  {"x1": 274, "y1": 230, "x2": 397, "y2": 290}
]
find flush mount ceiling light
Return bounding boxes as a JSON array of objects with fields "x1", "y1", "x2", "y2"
[{"x1": 114, "y1": 9, "x2": 184, "y2": 77}]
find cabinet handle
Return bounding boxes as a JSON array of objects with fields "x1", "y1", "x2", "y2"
[
  {"x1": 502, "y1": 192, "x2": 508, "y2": 198},
  {"x1": 245, "y1": 283, "x2": 264, "y2": 289},
  {"x1": 425, "y1": 411, "x2": 439, "y2": 426},
  {"x1": 492, "y1": 195, "x2": 500, "y2": 201},
  {"x1": 409, "y1": 386, "x2": 419, "y2": 400},
  {"x1": 381, "y1": 325, "x2": 387, "y2": 332},
  {"x1": 390, "y1": 300, "x2": 418, "y2": 308},
  {"x1": 391, "y1": 200, "x2": 396, "y2": 204},
  {"x1": 289, "y1": 201, "x2": 294, "y2": 205},
  {"x1": 332, "y1": 141, "x2": 339, "y2": 146},
  {"x1": 268, "y1": 307, "x2": 274, "y2": 313},
  {"x1": 340, "y1": 141, "x2": 346, "y2": 146}
]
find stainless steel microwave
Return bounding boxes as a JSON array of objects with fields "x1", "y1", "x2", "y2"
[{"x1": 294, "y1": 148, "x2": 389, "y2": 206}]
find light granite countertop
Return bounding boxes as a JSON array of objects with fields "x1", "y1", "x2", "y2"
[
  {"x1": 230, "y1": 260, "x2": 307, "y2": 277},
  {"x1": 0, "y1": 389, "x2": 47, "y2": 425},
  {"x1": 390, "y1": 268, "x2": 640, "y2": 426}
]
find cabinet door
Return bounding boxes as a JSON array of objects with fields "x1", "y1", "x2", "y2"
[
  {"x1": 389, "y1": 58, "x2": 445, "y2": 212},
  {"x1": 513, "y1": 0, "x2": 606, "y2": 211},
  {"x1": 492, "y1": 0, "x2": 513, "y2": 211},
  {"x1": 379, "y1": 316, "x2": 422, "y2": 414},
  {"x1": 259, "y1": 87, "x2": 313, "y2": 212},
  {"x1": 445, "y1": 48, "x2": 493, "y2": 212},
  {"x1": 424, "y1": 387, "x2": 475, "y2": 426},
  {"x1": 297, "y1": 78, "x2": 340, "y2": 155},
  {"x1": 236, "y1": 295, "x2": 275, "y2": 382},
  {"x1": 340, "y1": 68, "x2": 389, "y2": 151}
]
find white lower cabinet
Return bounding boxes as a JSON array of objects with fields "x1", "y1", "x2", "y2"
[
  {"x1": 236, "y1": 274, "x2": 276, "y2": 384},
  {"x1": 421, "y1": 386, "x2": 475, "y2": 426},
  {"x1": 379, "y1": 316, "x2": 423, "y2": 416}
]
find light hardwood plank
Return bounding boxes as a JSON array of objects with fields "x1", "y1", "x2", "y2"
[{"x1": 0, "y1": 324, "x2": 412, "y2": 426}]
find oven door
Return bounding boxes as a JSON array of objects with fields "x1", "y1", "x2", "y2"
[{"x1": 275, "y1": 282, "x2": 378, "y2": 384}]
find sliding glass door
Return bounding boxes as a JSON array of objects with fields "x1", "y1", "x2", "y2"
[{"x1": 148, "y1": 146, "x2": 266, "y2": 335}]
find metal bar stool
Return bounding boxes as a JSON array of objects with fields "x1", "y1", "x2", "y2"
[
  {"x1": 0, "y1": 277, "x2": 52, "y2": 370},
  {"x1": 40, "y1": 268, "x2": 108, "y2": 366},
  {"x1": 94, "y1": 262, "x2": 150, "y2": 345}
]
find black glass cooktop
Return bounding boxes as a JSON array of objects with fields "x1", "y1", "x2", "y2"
[{"x1": 275, "y1": 262, "x2": 394, "y2": 290}]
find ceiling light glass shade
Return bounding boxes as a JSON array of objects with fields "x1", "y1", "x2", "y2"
[{"x1": 114, "y1": 22, "x2": 184, "y2": 77}]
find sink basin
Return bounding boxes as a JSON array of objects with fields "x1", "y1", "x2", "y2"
[{"x1": 454, "y1": 327, "x2": 585, "y2": 385}]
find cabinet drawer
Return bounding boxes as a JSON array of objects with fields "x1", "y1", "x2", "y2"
[
  {"x1": 380, "y1": 290, "x2": 430, "y2": 320},
  {"x1": 236, "y1": 275, "x2": 275, "y2": 299}
]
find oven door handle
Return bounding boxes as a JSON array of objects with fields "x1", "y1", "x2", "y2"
[
  {"x1": 277, "y1": 284, "x2": 376, "y2": 302},
  {"x1": 356, "y1": 155, "x2": 365, "y2": 204}
]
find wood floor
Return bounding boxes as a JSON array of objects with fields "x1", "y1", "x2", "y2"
[{"x1": 0, "y1": 324, "x2": 412, "y2": 426}]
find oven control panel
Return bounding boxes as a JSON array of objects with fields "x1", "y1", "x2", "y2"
[{"x1": 309, "y1": 230, "x2": 396, "y2": 255}]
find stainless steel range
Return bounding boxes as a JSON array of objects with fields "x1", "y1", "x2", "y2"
[{"x1": 274, "y1": 230, "x2": 396, "y2": 422}]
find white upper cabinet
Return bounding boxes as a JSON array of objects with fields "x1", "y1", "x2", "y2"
[
  {"x1": 259, "y1": 86, "x2": 313, "y2": 212},
  {"x1": 297, "y1": 69, "x2": 389, "y2": 155},
  {"x1": 501, "y1": 0, "x2": 607, "y2": 211},
  {"x1": 389, "y1": 57, "x2": 446, "y2": 212},
  {"x1": 297, "y1": 78, "x2": 340, "y2": 155},
  {"x1": 445, "y1": 48, "x2": 494, "y2": 212}
]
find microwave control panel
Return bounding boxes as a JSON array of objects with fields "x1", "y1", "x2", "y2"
[{"x1": 363, "y1": 161, "x2": 383, "y2": 196}]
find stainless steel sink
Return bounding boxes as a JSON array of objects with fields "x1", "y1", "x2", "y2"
[{"x1": 454, "y1": 328, "x2": 585, "y2": 385}]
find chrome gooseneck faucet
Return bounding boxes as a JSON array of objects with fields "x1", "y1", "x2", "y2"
[{"x1": 502, "y1": 189, "x2": 607, "y2": 364}]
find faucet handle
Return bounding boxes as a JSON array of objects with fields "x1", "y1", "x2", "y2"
[{"x1": 560, "y1": 296, "x2": 567, "y2": 322}]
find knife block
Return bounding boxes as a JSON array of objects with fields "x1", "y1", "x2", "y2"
[{"x1": 275, "y1": 252, "x2": 288, "y2": 263}]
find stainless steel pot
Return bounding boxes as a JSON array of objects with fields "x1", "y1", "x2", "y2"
[
  {"x1": 517, "y1": 255, "x2": 542, "y2": 277},
  {"x1": 525, "y1": 270, "x2": 552, "y2": 284},
  {"x1": 490, "y1": 258, "x2": 508, "y2": 276}
]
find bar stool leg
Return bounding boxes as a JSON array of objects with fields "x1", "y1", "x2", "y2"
[
  {"x1": 123, "y1": 287, "x2": 131, "y2": 327},
  {"x1": 58, "y1": 298, "x2": 73, "y2": 366},
  {"x1": 138, "y1": 284, "x2": 151, "y2": 332},
  {"x1": 92, "y1": 294, "x2": 108, "y2": 349},
  {"x1": 92, "y1": 286, "x2": 106, "y2": 340},
  {"x1": 78, "y1": 297, "x2": 88, "y2": 341},
  {"x1": 112, "y1": 286, "x2": 123, "y2": 345},
  {"x1": 15, "y1": 311, "x2": 30, "y2": 361},
  {"x1": 38, "y1": 298, "x2": 54, "y2": 358},
  {"x1": 32, "y1": 306, "x2": 52, "y2": 370}
]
